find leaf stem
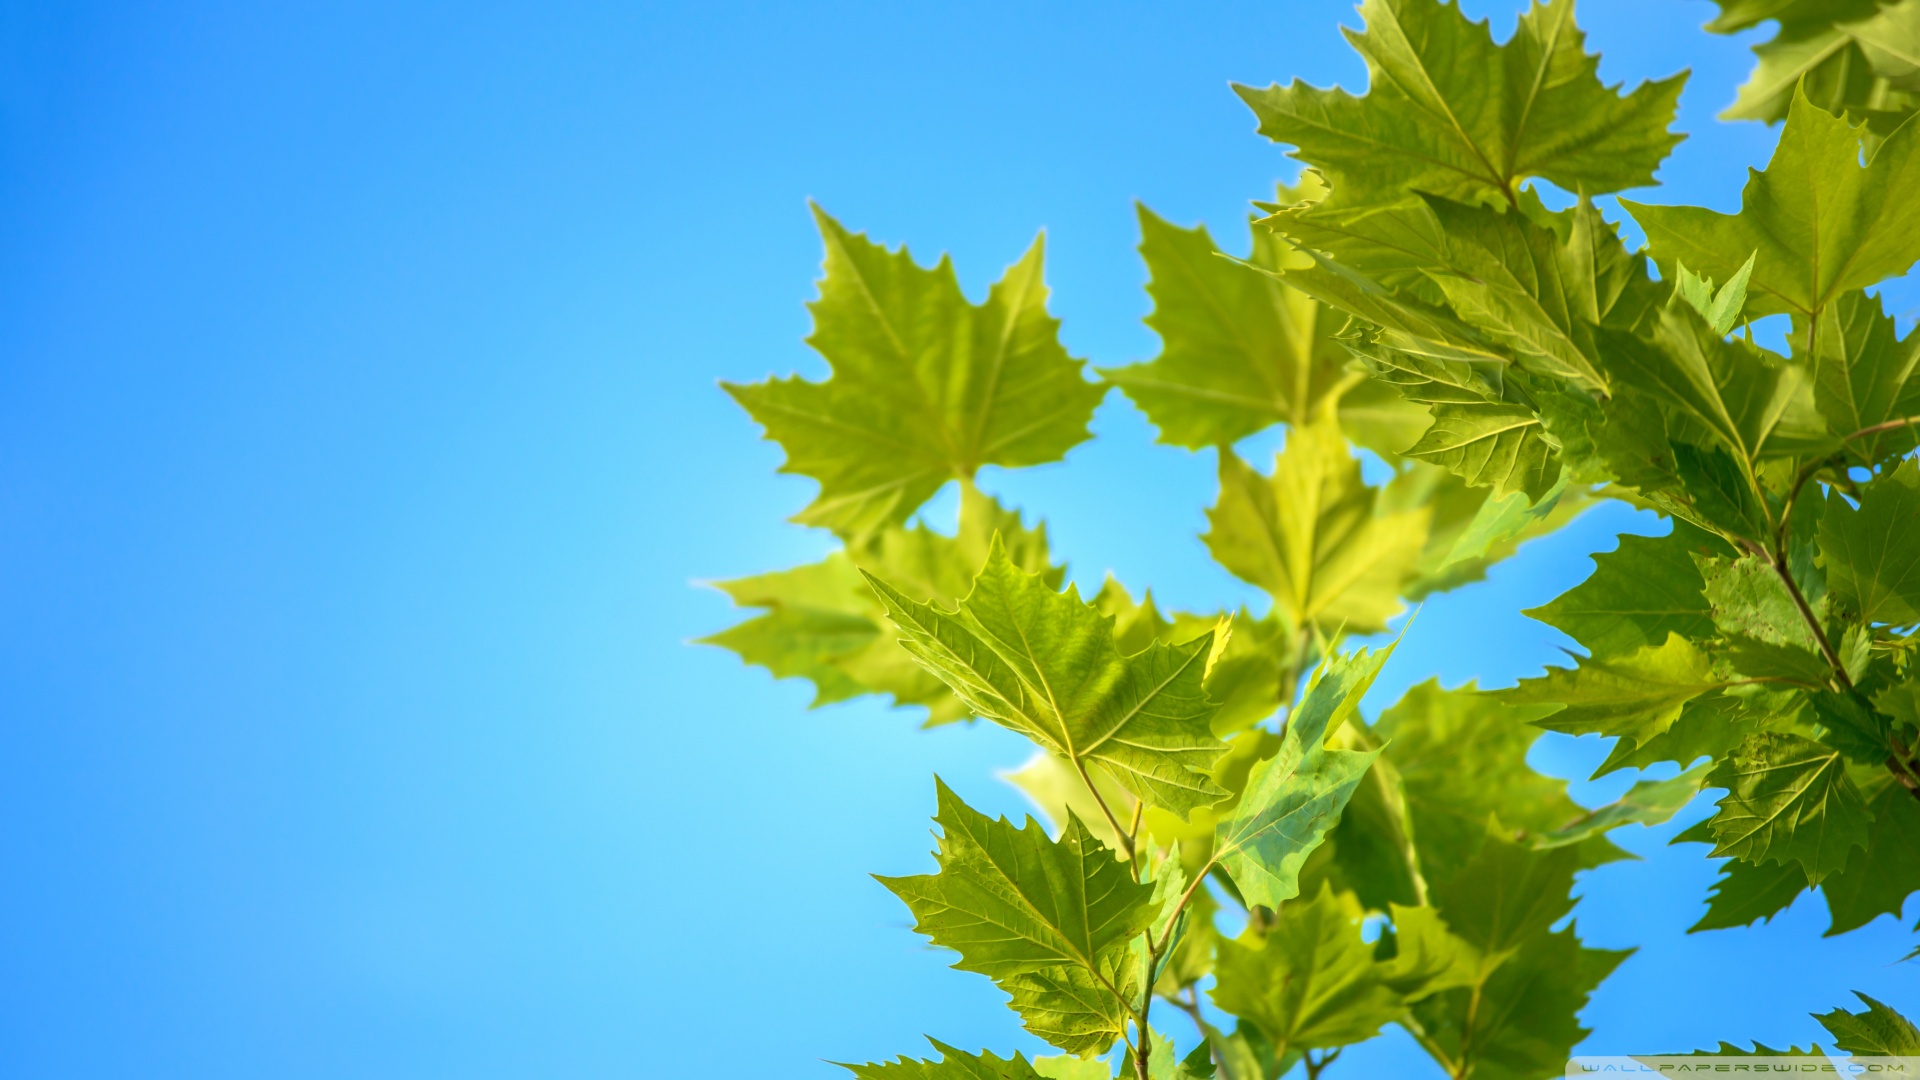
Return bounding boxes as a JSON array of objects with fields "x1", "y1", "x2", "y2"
[{"x1": 1071, "y1": 758, "x2": 1137, "y2": 863}]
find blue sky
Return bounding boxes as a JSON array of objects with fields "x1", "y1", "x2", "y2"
[{"x1": 1, "y1": 1, "x2": 1915, "y2": 1076}]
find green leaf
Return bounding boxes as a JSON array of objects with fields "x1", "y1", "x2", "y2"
[
  {"x1": 1525, "y1": 525, "x2": 1717, "y2": 659},
  {"x1": 1820, "y1": 458, "x2": 1920, "y2": 625},
  {"x1": 1211, "y1": 883, "x2": 1405, "y2": 1056},
  {"x1": 1670, "y1": 253, "x2": 1756, "y2": 337},
  {"x1": 1704, "y1": 732, "x2": 1873, "y2": 882},
  {"x1": 1534, "y1": 762, "x2": 1712, "y2": 851},
  {"x1": 1003, "y1": 959, "x2": 1139, "y2": 1059},
  {"x1": 725, "y1": 206, "x2": 1103, "y2": 536},
  {"x1": 1691, "y1": 855, "x2": 1809, "y2": 932},
  {"x1": 1796, "y1": 290, "x2": 1920, "y2": 464},
  {"x1": 1499, "y1": 634, "x2": 1726, "y2": 771},
  {"x1": 1029, "y1": 1055, "x2": 1112, "y2": 1080},
  {"x1": 1815, "y1": 992, "x2": 1920, "y2": 1056},
  {"x1": 1391, "y1": 467, "x2": 1598, "y2": 600},
  {"x1": 1604, "y1": 692, "x2": 1789, "y2": 773},
  {"x1": 1414, "y1": 836, "x2": 1629, "y2": 1080},
  {"x1": 1213, "y1": 645, "x2": 1390, "y2": 910},
  {"x1": 1698, "y1": 552, "x2": 1826, "y2": 654},
  {"x1": 1374, "y1": 679, "x2": 1588, "y2": 880},
  {"x1": 1377, "y1": 903, "x2": 1480, "y2": 1001},
  {"x1": 1234, "y1": 0, "x2": 1684, "y2": 210},
  {"x1": 1622, "y1": 88, "x2": 1920, "y2": 321},
  {"x1": 1405, "y1": 401, "x2": 1559, "y2": 503},
  {"x1": 879, "y1": 780, "x2": 1153, "y2": 1055},
  {"x1": 1204, "y1": 425, "x2": 1429, "y2": 634},
  {"x1": 1429, "y1": 835, "x2": 1580, "y2": 962},
  {"x1": 1102, "y1": 203, "x2": 1421, "y2": 455},
  {"x1": 1821, "y1": 777, "x2": 1920, "y2": 935},
  {"x1": 1849, "y1": 0, "x2": 1920, "y2": 90},
  {"x1": 841, "y1": 1040, "x2": 1048, "y2": 1080},
  {"x1": 702, "y1": 487, "x2": 1059, "y2": 725},
  {"x1": 1597, "y1": 307, "x2": 1810, "y2": 468},
  {"x1": 868, "y1": 539, "x2": 1231, "y2": 817},
  {"x1": 1408, "y1": 929, "x2": 1630, "y2": 1080}
]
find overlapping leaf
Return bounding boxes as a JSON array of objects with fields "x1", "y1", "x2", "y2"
[
  {"x1": 1213, "y1": 646, "x2": 1389, "y2": 910},
  {"x1": 880, "y1": 781, "x2": 1153, "y2": 1055},
  {"x1": 726, "y1": 206, "x2": 1103, "y2": 536},
  {"x1": 1211, "y1": 884, "x2": 1404, "y2": 1056},
  {"x1": 1703, "y1": 732, "x2": 1873, "y2": 881},
  {"x1": 1500, "y1": 634, "x2": 1728, "y2": 772},
  {"x1": 1820, "y1": 458, "x2": 1920, "y2": 624},
  {"x1": 1623, "y1": 88, "x2": 1920, "y2": 321},
  {"x1": 842, "y1": 1040, "x2": 1048, "y2": 1080},
  {"x1": 1525, "y1": 525, "x2": 1718, "y2": 658},
  {"x1": 869, "y1": 539, "x2": 1230, "y2": 817},
  {"x1": 1205, "y1": 424, "x2": 1429, "y2": 634},
  {"x1": 1103, "y1": 203, "x2": 1422, "y2": 455},
  {"x1": 703, "y1": 487, "x2": 1057, "y2": 724},
  {"x1": 1235, "y1": 0, "x2": 1685, "y2": 210}
]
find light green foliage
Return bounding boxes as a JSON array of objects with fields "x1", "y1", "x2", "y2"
[
  {"x1": 1817, "y1": 992, "x2": 1920, "y2": 1055},
  {"x1": 712, "y1": 2, "x2": 1920, "y2": 1076},
  {"x1": 881, "y1": 780, "x2": 1153, "y2": 1054},
  {"x1": 1624, "y1": 88, "x2": 1920, "y2": 321},
  {"x1": 726, "y1": 206, "x2": 1103, "y2": 537},
  {"x1": 1525, "y1": 527, "x2": 1719, "y2": 659},
  {"x1": 1213, "y1": 648, "x2": 1386, "y2": 910},
  {"x1": 1704, "y1": 0, "x2": 1920, "y2": 133},
  {"x1": 1102, "y1": 203, "x2": 1422, "y2": 456},
  {"x1": 844, "y1": 1041, "x2": 1049, "y2": 1080},
  {"x1": 1205, "y1": 424, "x2": 1429, "y2": 634},
  {"x1": 1821, "y1": 458, "x2": 1920, "y2": 624},
  {"x1": 1798, "y1": 290, "x2": 1920, "y2": 465},
  {"x1": 1704, "y1": 733, "x2": 1871, "y2": 882},
  {"x1": 1500, "y1": 634, "x2": 1727, "y2": 765},
  {"x1": 703, "y1": 486, "x2": 1059, "y2": 724},
  {"x1": 867, "y1": 540, "x2": 1231, "y2": 818},
  {"x1": 1235, "y1": 0, "x2": 1684, "y2": 210},
  {"x1": 1211, "y1": 884, "x2": 1404, "y2": 1056}
]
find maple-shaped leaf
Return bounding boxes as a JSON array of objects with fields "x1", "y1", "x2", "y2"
[
  {"x1": 1374, "y1": 679, "x2": 1587, "y2": 881},
  {"x1": 1525, "y1": 526, "x2": 1717, "y2": 659},
  {"x1": 1028, "y1": 1055, "x2": 1111, "y2": 1080},
  {"x1": 1003, "y1": 959, "x2": 1138, "y2": 1059},
  {"x1": 1815, "y1": 992, "x2": 1920, "y2": 1056},
  {"x1": 1623, "y1": 88, "x2": 1920, "y2": 321},
  {"x1": 725, "y1": 206, "x2": 1104, "y2": 537},
  {"x1": 1211, "y1": 883, "x2": 1404, "y2": 1057},
  {"x1": 868, "y1": 539, "x2": 1230, "y2": 817},
  {"x1": 841, "y1": 1040, "x2": 1048, "y2": 1080},
  {"x1": 1698, "y1": 551, "x2": 1827, "y2": 653},
  {"x1": 1101, "y1": 203, "x2": 1422, "y2": 455},
  {"x1": 1204, "y1": 424, "x2": 1430, "y2": 634},
  {"x1": 1412, "y1": 930, "x2": 1629, "y2": 1080},
  {"x1": 702, "y1": 486, "x2": 1058, "y2": 725},
  {"x1": 1389, "y1": 466, "x2": 1598, "y2": 601},
  {"x1": 1691, "y1": 855, "x2": 1809, "y2": 932},
  {"x1": 1415, "y1": 836, "x2": 1629, "y2": 1080},
  {"x1": 1499, "y1": 634, "x2": 1727, "y2": 772},
  {"x1": 1235, "y1": 0, "x2": 1685, "y2": 210},
  {"x1": 1820, "y1": 777, "x2": 1920, "y2": 935},
  {"x1": 1704, "y1": 732, "x2": 1873, "y2": 882},
  {"x1": 1707, "y1": 0, "x2": 1919, "y2": 130},
  {"x1": 1597, "y1": 308, "x2": 1814, "y2": 469},
  {"x1": 1213, "y1": 645, "x2": 1389, "y2": 910},
  {"x1": 1820, "y1": 458, "x2": 1920, "y2": 625},
  {"x1": 879, "y1": 780, "x2": 1153, "y2": 1056},
  {"x1": 1377, "y1": 903, "x2": 1480, "y2": 1002},
  {"x1": 1795, "y1": 290, "x2": 1920, "y2": 465}
]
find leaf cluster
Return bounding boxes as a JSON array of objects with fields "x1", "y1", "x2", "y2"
[{"x1": 704, "y1": 0, "x2": 1920, "y2": 1075}]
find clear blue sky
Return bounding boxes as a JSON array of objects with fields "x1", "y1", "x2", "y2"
[{"x1": 1, "y1": 1, "x2": 1914, "y2": 1076}]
